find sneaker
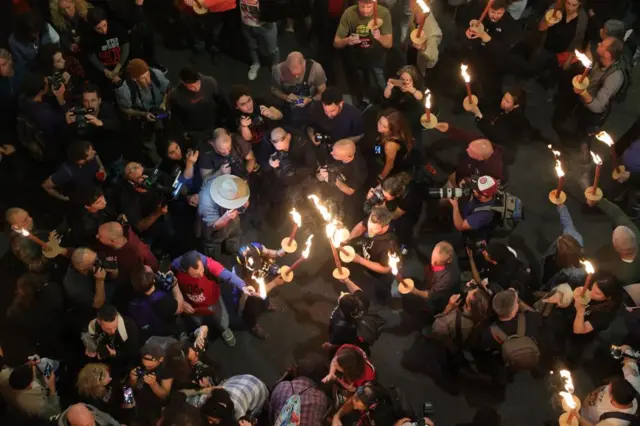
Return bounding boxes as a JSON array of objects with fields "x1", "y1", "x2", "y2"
[
  {"x1": 248, "y1": 63, "x2": 260, "y2": 81},
  {"x1": 250, "y1": 324, "x2": 268, "y2": 339},
  {"x1": 221, "y1": 329, "x2": 236, "y2": 347}
]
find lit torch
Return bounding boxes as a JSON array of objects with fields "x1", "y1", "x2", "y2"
[
  {"x1": 548, "y1": 146, "x2": 565, "y2": 203},
  {"x1": 589, "y1": 151, "x2": 603, "y2": 195},
  {"x1": 254, "y1": 274, "x2": 267, "y2": 299},
  {"x1": 415, "y1": 0, "x2": 430, "y2": 39},
  {"x1": 461, "y1": 64, "x2": 472, "y2": 104},
  {"x1": 574, "y1": 50, "x2": 592, "y2": 84},
  {"x1": 579, "y1": 260, "x2": 595, "y2": 297},
  {"x1": 596, "y1": 131, "x2": 620, "y2": 174},
  {"x1": 280, "y1": 235, "x2": 314, "y2": 282},
  {"x1": 389, "y1": 251, "x2": 414, "y2": 294},
  {"x1": 424, "y1": 89, "x2": 431, "y2": 121},
  {"x1": 559, "y1": 369, "x2": 580, "y2": 425},
  {"x1": 281, "y1": 208, "x2": 302, "y2": 253}
]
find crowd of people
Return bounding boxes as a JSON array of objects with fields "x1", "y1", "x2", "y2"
[{"x1": 0, "y1": 0, "x2": 640, "y2": 425}]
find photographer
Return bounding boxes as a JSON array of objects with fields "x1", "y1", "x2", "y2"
[
  {"x1": 118, "y1": 162, "x2": 177, "y2": 249},
  {"x1": 449, "y1": 175, "x2": 500, "y2": 246},
  {"x1": 306, "y1": 88, "x2": 364, "y2": 161},
  {"x1": 41, "y1": 140, "x2": 106, "y2": 203},
  {"x1": 63, "y1": 248, "x2": 117, "y2": 318},
  {"x1": 115, "y1": 59, "x2": 170, "y2": 167},
  {"x1": 233, "y1": 243, "x2": 287, "y2": 339},
  {"x1": 128, "y1": 341, "x2": 174, "y2": 425},
  {"x1": 365, "y1": 173, "x2": 422, "y2": 248},
  {"x1": 82, "y1": 304, "x2": 140, "y2": 374},
  {"x1": 37, "y1": 43, "x2": 84, "y2": 103},
  {"x1": 197, "y1": 175, "x2": 250, "y2": 259},
  {"x1": 161, "y1": 137, "x2": 201, "y2": 195},
  {"x1": 68, "y1": 186, "x2": 116, "y2": 247},
  {"x1": 229, "y1": 84, "x2": 283, "y2": 148},
  {"x1": 199, "y1": 128, "x2": 257, "y2": 181},
  {"x1": 317, "y1": 139, "x2": 368, "y2": 223},
  {"x1": 76, "y1": 363, "x2": 134, "y2": 424},
  {"x1": 0, "y1": 362, "x2": 60, "y2": 419},
  {"x1": 169, "y1": 329, "x2": 221, "y2": 394},
  {"x1": 129, "y1": 264, "x2": 185, "y2": 342},
  {"x1": 96, "y1": 221, "x2": 158, "y2": 287},
  {"x1": 67, "y1": 84, "x2": 122, "y2": 167}
]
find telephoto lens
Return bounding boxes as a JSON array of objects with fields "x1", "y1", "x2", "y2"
[
  {"x1": 428, "y1": 187, "x2": 469, "y2": 199},
  {"x1": 611, "y1": 345, "x2": 640, "y2": 361}
]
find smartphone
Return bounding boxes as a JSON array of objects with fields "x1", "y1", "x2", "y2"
[
  {"x1": 43, "y1": 362, "x2": 53, "y2": 378},
  {"x1": 123, "y1": 386, "x2": 134, "y2": 405},
  {"x1": 294, "y1": 97, "x2": 306, "y2": 105},
  {"x1": 155, "y1": 112, "x2": 169, "y2": 120},
  {"x1": 388, "y1": 78, "x2": 403, "y2": 87},
  {"x1": 423, "y1": 401, "x2": 435, "y2": 416}
]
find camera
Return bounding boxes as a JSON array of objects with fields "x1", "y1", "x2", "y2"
[
  {"x1": 364, "y1": 187, "x2": 385, "y2": 214},
  {"x1": 428, "y1": 187, "x2": 471, "y2": 199},
  {"x1": 72, "y1": 107, "x2": 95, "y2": 131},
  {"x1": 150, "y1": 109, "x2": 170, "y2": 120},
  {"x1": 315, "y1": 133, "x2": 331, "y2": 144},
  {"x1": 137, "y1": 167, "x2": 184, "y2": 200},
  {"x1": 155, "y1": 270, "x2": 177, "y2": 292},
  {"x1": 94, "y1": 333, "x2": 114, "y2": 360},
  {"x1": 94, "y1": 255, "x2": 118, "y2": 271},
  {"x1": 270, "y1": 150, "x2": 295, "y2": 178},
  {"x1": 611, "y1": 345, "x2": 640, "y2": 361},
  {"x1": 47, "y1": 73, "x2": 65, "y2": 91}
]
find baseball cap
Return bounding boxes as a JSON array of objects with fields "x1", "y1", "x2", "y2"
[
  {"x1": 472, "y1": 175, "x2": 498, "y2": 197},
  {"x1": 140, "y1": 341, "x2": 164, "y2": 360}
]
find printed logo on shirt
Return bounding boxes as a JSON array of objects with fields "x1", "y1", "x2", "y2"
[
  {"x1": 99, "y1": 37, "x2": 121, "y2": 67},
  {"x1": 355, "y1": 24, "x2": 373, "y2": 49},
  {"x1": 240, "y1": 0, "x2": 260, "y2": 24},
  {"x1": 184, "y1": 284, "x2": 207, "y2": 304}
]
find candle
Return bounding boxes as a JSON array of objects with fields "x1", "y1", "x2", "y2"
[
  {"x1": 579, "y1": 260, "x2": 595, "y2": 297},
  {"x1": 559, "y1": 369, "x2": 577, "y2": 424},
  {"x1": 461, "y1": 64, "x2": 472, "y2": 103},
  {"x1": 288, "y1": 208, "x2": 301, "y2": 244},
  {"x1": 554, "y1": 160, "x2": 565, "y2": 199},
  {"x1": 14, "y1": 228, "x2": 50, "y2": 250},
  {"x1": 388, "y1": 251, "x2": 410, "y2": 287},
  {"x1": 590, "y1": 151, "x2": 603, "y2": 194},
  {"x1": 574, "y1": 50, "x2": 592, "y2": 83},
  {"x1": 373, "y1": 0, "x2": 378, "y2": 24},
  {"x1": 416, "y1": 0, "x2": 430, "y2": 38},
  {"x1": 478, "y1": 0, "x2": 494, "y2": 22},
  {"x1": 326, "y1": 222, "x2": 345, "y2": 272},
  {"x1": 554, "y1": 0, "x2": 563, "y2": 10},
  {"x1": 424, "y1": 89, "x2": 432, "y2": 121},
  {"x1": 288, "y1": 235, "x2": 313, "y2": 272},
  {"x1": 596, "y1": 131, "x2": 619, "y2": 172},
  {"x1": 254, "y1": 274, "x2": 267, "y2": 299}
]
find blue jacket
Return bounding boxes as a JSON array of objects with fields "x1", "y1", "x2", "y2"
[{"x1": 9, "y1": 24, "x2": 60, "y2": 68}]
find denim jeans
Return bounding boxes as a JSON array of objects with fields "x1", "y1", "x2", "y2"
[
  {"x1": 241, "y1": 22, "x2": 280, "y2": 66},
  {"x1": 187, "y1": 297, "x2": 230, "y2": 334}
]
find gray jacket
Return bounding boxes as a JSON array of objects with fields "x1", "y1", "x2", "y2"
[
  {"x1": 54, "y1": 403, "x2": 120, "y2": 426},
  {"x1": 0, "y1": 367, "x2": 60, "y2": 419}
]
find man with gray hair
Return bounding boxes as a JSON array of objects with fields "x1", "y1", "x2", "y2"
[
  {"x1": 590, "y1": 197, "x2": 640, "y2": 287},
  {"x1": 271, "y1": 51, "x2": 327, "y2": 125},
  {"x1": 63, "y1": 248, "x2": 116, "y2": 317}
]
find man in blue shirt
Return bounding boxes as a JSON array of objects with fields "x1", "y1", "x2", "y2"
[{"x1": 449, "y1": 175, "x2": 499, "y2": 245}]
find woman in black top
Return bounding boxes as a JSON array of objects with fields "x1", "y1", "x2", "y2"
[
  {"x1": 77, "y1": 362, "x2": 134, "y2": 423},
  {"x1": 50, "y1": 0, "x2": 93, "y2": 54},
  {"x1": 369, "y1": 109, "x2": 414, "y2": 185},
  {"x1": 382, "y1": 65, "x2": 426, "y2": 137},
  {"x1": 37, "y1": 43, "x2": 85, "y2": 103}
]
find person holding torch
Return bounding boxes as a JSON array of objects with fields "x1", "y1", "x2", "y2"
[{"x1": 406, "y1": 0, "x2": 442, "y2": 79}]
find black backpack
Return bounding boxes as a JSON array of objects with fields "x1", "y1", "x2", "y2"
[
  {"x1": 16, "y1": 114, "x2": 50, "y2": 163},
  {"x1": 599, "y1": 411, "x2": 640, "y2": 425},
  {"x1": 473, "y1": 191, "x2": 524, "y2": 232},
  {"x1": 258, "y1": 0, "x2": 289, "y2": 23}
]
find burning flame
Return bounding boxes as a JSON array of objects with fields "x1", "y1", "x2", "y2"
[
  {"x1": 580, "y1": 259, "x2": 595, "y2": 275},
  {"x1": 247, "y1": 257, "x2": 255, "y2": 268},
  {"x1": 555, "y1": 160, "x2": 565, "y2": 178},
  {"x1": 424, "y1": 89, "x2": 431, "y2": 110},
  {"x1": 548, "y1": 145, "x2": 561, "y2": 158},
  {"x1": 460, "y1": 64, "x2": 471, "y2": 83},
  {"x1": 416, "y1": 0, "x2": 430, "y2": 13},
  {"x1": 560, "y1": 370, "x2": 575, "y2": 393},
  {"x1": 388, "y1": 252, "x2": 400, "y2": 276},
  {"x1": 574, "y1": 50, "x2": 592, "y2": 69},
  {"x1": 308, "y1": 194, "x2": 331, "y2": 222},
  {"x1": 290, "y1": 208, "x2": 302, "y2": 227},
  {"x1": 589, "y1": 151, "x2": 603, "y2": 165},
  {"x1": 254, "y1": 274, "x2": 267, "y2": 299},
  {"x1": 15, "y1": 227, "x2": 30, "y2": 236},
  {"x1": 301, "y1": 235, "x2": 313, "y2": 258},
  {"x1": 326, "y1": 221, "x2": 347, "y2": 248},
  {"x1": 596, "y1": 131, "x2": 614, "y2": 147},
  {"x1": 560, "y1": 391, "x2": 577, "y2": 410}
]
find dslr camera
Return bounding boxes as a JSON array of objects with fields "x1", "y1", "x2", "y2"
[
  {"x1": 364, "y1": 187, "x2": 385, "y2": 214},
  {"x1": 611, "y1": 345, "x2": 640, "y2": 361},
  {"x1": 155, "y1": 270, "x2": 177, "y2": 292},
  {"x1": 428, "y1": 187, "x2": 471, "y2": 199},
  {"x1": 137, "y1": 167, "x2": 184, "y2": 200},
  {"x1": 47, "y1": 73, "x2": 65, "y2": 91},
  {"x1": 80, "y1": 331, "x2": 113, "y2": 360},
  {"x1": 270, "y1": 150, "x2": 295, "y2": 178},
  {"x1": 94, "y1": 255, "x2": 118, "y2": 271},
  {"x1": 315, "y1": 133, "x2": 331, "y2": 144}
]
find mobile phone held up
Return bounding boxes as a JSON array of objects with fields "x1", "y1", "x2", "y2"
[
  {"x1": 43, "y1": 362, "x2": 53, "y2": 378},
  {"x1": 123, "y1": 386, "x2": 135, "y2": 405}
]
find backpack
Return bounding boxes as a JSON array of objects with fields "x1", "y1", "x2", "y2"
[
  {"x1": 474, "y1": 191, "x2": 524, "y2": 232},
  {"x1": 16, "y1": 114, "x2": 50, "y2": 163},
  {"x1": 357, "y1": 313, "x2": 386, "y2": 346},
  {"x1": 490, "y1": 312, "x2": 540, "y2": 371},
  {"x1": 124, "y1": 69, "x2": 163, "y2": 112},
  {"x1": 599, "y1": 411, "x2": 640, "y2": 425},
  {"x1": 259, "y1": 0, "x2": 289, "y2": 23},
  {"x1": 128, "y1": 290, "x2": 169, "y2": 339},
  {"x1": 273, "y1": 382, "x2": 314, "y2": 426}
]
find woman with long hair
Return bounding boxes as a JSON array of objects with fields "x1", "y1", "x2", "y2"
[
  {"x1": 382, "y1": 65, "x2": 427, "y2": 136},
  {"x1": 371, "y1": 108, "x2": 414, "y2": 184},
  {"x1": 50, "y1": 0, "x2": 92, "y2": 53},
  {"x1": 8, "y1": 10, "x2": 60, "y2": 68},
  {"x1": 77, "y1": 363, "x2": 134, "y2": 422},
  {"x1": 37, "y1": 43, "x2": 85, "y2": 102}
]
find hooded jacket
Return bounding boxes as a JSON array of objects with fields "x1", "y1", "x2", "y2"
[{"x1": 54, "y1": 403, "x2": 120, "y2": 426}]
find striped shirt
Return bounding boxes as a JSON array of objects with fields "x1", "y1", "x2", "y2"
[{"x1": 187, "y1": 374, "x2": 268, "y2": 420}]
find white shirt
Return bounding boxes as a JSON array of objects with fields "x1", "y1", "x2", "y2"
[{"x1": 581, "y1": 385, "x2": 637, "y2": 425}]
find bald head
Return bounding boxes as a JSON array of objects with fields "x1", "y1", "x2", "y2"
[
  {"x1": 467, "y1": 139, "x2": 494, "y2": 161},
  {"x1": 66, "y1": 403, "x2": 94, "y2": 426},
  {"x1": 613, "y1": 226, "x2": 638, "y2": 260},
  {"x1": 331, "y1": 139, "x2": 356, "y2": 163},
  {"x1": 286, "y1": 51, "x2": 306, "y2": 77},
  {"x1": 5, "y1": 207, "x2": 33, "y2": 232},
  {"x1": 5, "y1": 207, "x2": 26, "y2": 225},
  {"x1": 270, "y1": 127, "x2": 290, "y2": 150},
  {"x1": 97, "y1": 222, "x2": 126, "y2": 249},
  {"x1": 71, "y1": 248, "x2": 97, "y2": 273}
]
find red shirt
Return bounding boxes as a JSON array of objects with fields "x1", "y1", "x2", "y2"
[
  {"x1": 337, "y1": 344, "x2": 376, "y2": 387},
  {"x1": 97, "y1": 228, "x2": 158, "y2": 284},
  {"x1": 175, "y1": 257, "x2": 224, "y2": 312}
]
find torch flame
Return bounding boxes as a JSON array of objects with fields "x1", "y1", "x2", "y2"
[
  {"x1": 15, "y1": 227, "x2": 30, "y2": 236},
  {"x1": 254, "y1": 274, "x2": 267, "y2": 299},
  {"x1": 580, "y1": 259, "x2": 595, "y2": 275},
  {"x1": 416, "y1": 0, "x2": 430, "y2": 13},
  {"x1": 589, "y1": 151, "x2": 603, "y2": 165},
  {"x1": 460, "y1": 64, "x2": 471, "y2": 83},
  {"x1": 596, "y1": 131, "x2": 614, "y2": 147},
  {"x1": 560, "y1": 391, "x2": 577, "y2": 410},
  {"x1": 302, "y1": 235, "x2": 313, "y2": 258},
  {"x1": 548, "y1": 145, "x2": 561, "y2": 158},
  {"x1": 424, "y1": 89, "x2": 431, "y2": 109},
  {"x1": 574, "y1": 50, "x2": 592, "y2": 69},
  {"x1": 388, "y1": 251, "x2": 400, "y2": 276},
  {"x1": 559, "y1": 370, "x2": 575, "y2": 394},
  {"x1": 308, "y1": 194, "x2": 332, "y2": 222},
  {"x1": 290, "y1": 208, "x2": 302, "y2": 227},
  {"x1": 555, "y1": 160, "x2": 565, "y2": 178}
]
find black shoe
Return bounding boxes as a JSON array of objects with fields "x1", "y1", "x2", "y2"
[{"x1": 250, "y1": 324, "x2": 268, "y2": 339}]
